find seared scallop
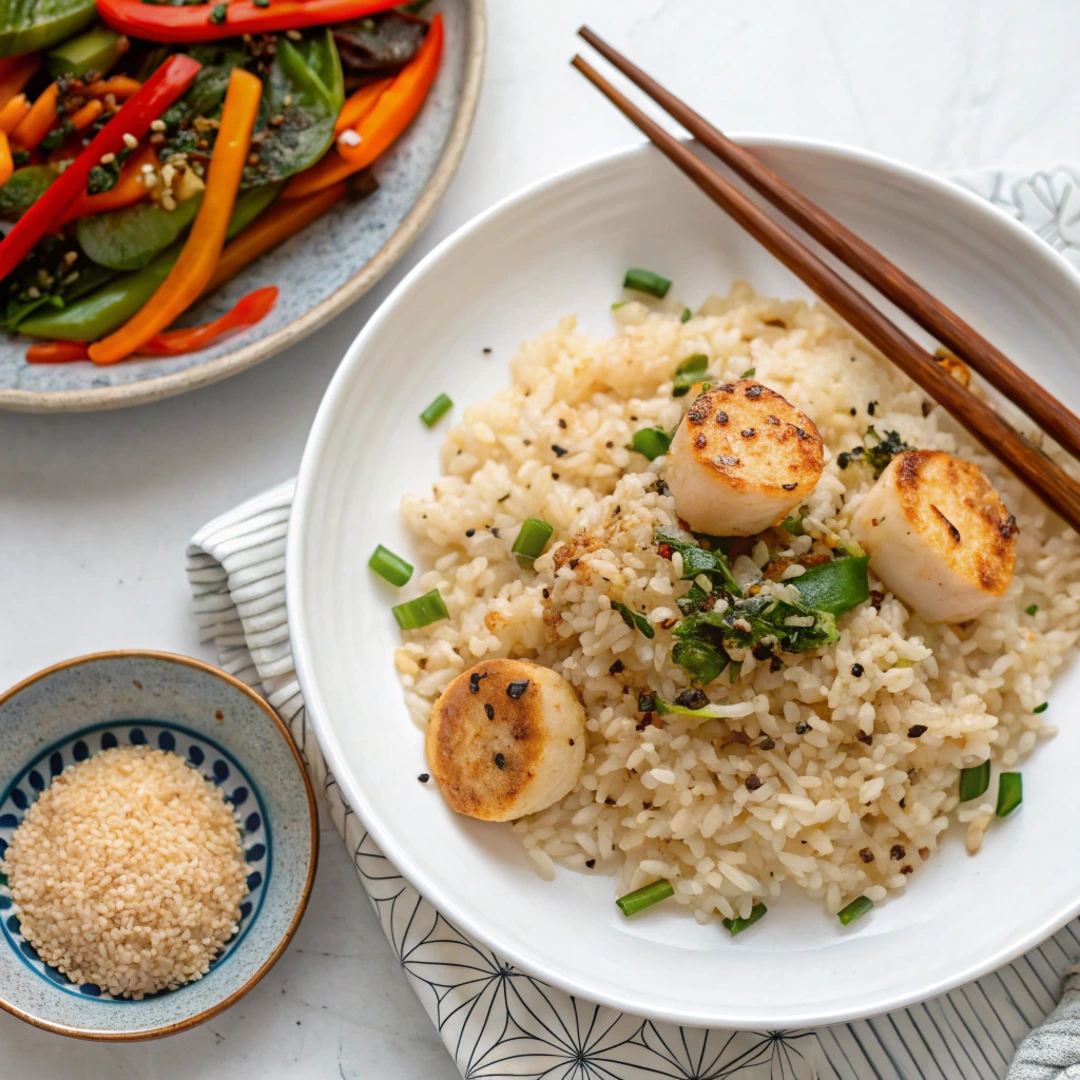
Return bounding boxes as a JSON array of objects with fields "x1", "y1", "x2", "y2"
[
  {"x1": 850, "y1": 450, "x2": 1018, "y2": 623},
  {"x1": 665, "y1": 379, "x2": 824, "y2": 536},
  {"x1": 425, "y1": 658, "x2": 586, "y2": 822}
]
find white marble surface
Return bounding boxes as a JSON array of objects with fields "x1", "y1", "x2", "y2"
[{"x1": 1, "y1": 0, "x2": 1078, "y2": 1075}]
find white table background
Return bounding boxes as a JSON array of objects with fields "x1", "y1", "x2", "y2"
[{"x1": 2, "y1": 0, "x2": 1078, "y2": 1075}]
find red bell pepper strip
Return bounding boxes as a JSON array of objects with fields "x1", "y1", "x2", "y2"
[
  {"x1": 97, "y1": 0, "x2": 403, "y2": 44},
  {"x1": 0, "y1": 53, "x2": 201, "y2": 287},
  {"x1": 26, "y1": 341, "x2": 90, "y2": 364},
  {"x1": 140, "y1": 286, "x2": 278, "y2": 355}
]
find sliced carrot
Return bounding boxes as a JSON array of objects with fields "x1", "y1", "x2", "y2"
[
  {"x1": 27, "y1": 341, "x2": 90, "y2": 364},
  {"x1": 0, "y1": 132, "x2": 12, "y2": 188},
  {"x1": 284, "y1": 13, "x2": 442, "y2": 199},
  {"x1": 0, "y1": 93, "x2": 29, "y2": 135},
  {"x1": 85, "y1": 75, "x2": 142, "y2": 101},
  {"x1": 69, "y1": 98, "x2": 104, "y2": 132},
  {"x1": 206, "y1": 183, "x2": 344, "y2": 294},
  {"x1": 88, "y1": 68, "x2": 262, "y2": 365},
  {"x1": 0, "y1": 56, "x2": 40, "y2": 112},
  {"x1": 333, "y1": 77, "x2": 392, "y2": 135},
  {"x1": 55, "y1": 143, "x2": 157, "y2": 226},
  {"x1": 140, "y1": 286, "x2": 278, "y2": 355},
  {"x1": 10, "y1": 83, "x2": 60, "y2": 150}
]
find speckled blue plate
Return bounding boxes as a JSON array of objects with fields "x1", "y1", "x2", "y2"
[
  {"x1": 0, "y1": 652, "x2": 318, "y2": 1040},
  {"x1": 0, "y1": 0, "x2": 485, "y2": 413}
]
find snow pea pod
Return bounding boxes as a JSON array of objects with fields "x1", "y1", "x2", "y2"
[
  {"x1": 76, "y1": 195, "x2": 203, "y2": 272},
  {"x1": 19, "y1": 183, "x2": 282, "y2": 341},
  {"x1": 0, "y1": 0, "x2": 98, "y2": 58}
]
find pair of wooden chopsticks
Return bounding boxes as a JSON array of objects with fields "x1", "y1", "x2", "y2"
[{"x1": 572, "y1": 27, "x2": 1080, "y2": 534}]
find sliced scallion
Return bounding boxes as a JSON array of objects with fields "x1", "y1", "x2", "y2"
[
  {"x1": 392, "y1": 589, "x2": 448, "y2": 630},
  {"x1": 1026, "y1": 604, "x2": 1039, "y2": 616},
  {"x1": 612, "y1": 601, "x2": 655, "y2": 640},
  {"x1": 623, "y1": 268, "x2": 672, "y2": 298},
  {"x1": 369, "y1": 544, "x2": 413, "y2": 587},
  {"x1": 672, "y1": 353, "x2": 709, "y2": 397},
  {"x1": 741, "y1": 367, "x2": 756, "y2": 378},
  {"x1": 654, "y1": 696, "x2": 755, "y2": 721},
  {"x1": 615, "y1": 879, "x2": 674, "y2": 916},
  {"x1": 996, "y1": 771, "x2": 1022, "y2": 817},
  {"x1": 680, "y1": 307, "x2": 692, "y2": 323},
  {"x1": 512, "y1": 517, "x2": 554, "y2": 568},
  {"x1": 1033, "y1": 702, "x2": 1048, "y2": 714},
  {"x1": 420, "y1": 393, "x2": 453, "y2": 427},
  {"x1": 838, "y1": 896, "x2": 873, "y2": 926},
  {"x1": 722, "y1": 903, "x2": 767, "y2": 936},
  {"x1": 958, "y1": 760, "x2": 990, "y2": 802},
  {"x1": 781, "y1": 515, "x2": 804, "y2": 536},
  {"x1": 630, "y1": 427, "x2": 671, "y2": 460}
]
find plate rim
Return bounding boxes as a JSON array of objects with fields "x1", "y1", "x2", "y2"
[
  {"x1": 0, "y1": 0, "x2": 487, "y2": 415},
  {"x1": 288, "y1": 134, "x2": 1080, "y2": 1028}
]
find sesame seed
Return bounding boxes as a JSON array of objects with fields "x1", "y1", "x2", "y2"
[{"x1": 121, "y1": 132, "x2": 138, "y2": 149}]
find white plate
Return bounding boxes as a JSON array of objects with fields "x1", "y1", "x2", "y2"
[{"x1": 287, "y1": 137, "x2": 1080, "y2": 1029}]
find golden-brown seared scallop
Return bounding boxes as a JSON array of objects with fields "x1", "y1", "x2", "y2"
[
  {"x1": 425, "y1": 659, "x2": 586, "y2": 822},
  {"x1": 850, "y1": 450, "x2": 1018, "y2": 623},
  {"x1": 665, "y1": 379, "x2": 824, "y2": 536}
]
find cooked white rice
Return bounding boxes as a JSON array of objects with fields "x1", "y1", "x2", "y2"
[{"x1": 395, "y1": 282, "x2": 1080, "y2": 922}]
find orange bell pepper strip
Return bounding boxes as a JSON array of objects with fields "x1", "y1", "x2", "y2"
[
  {"x1": 140, "y1": 286, "x2": 278, "y2": 355},
  {"x1": 55, "y1": 143, "x2": 157, "y2": 226},
  {"x1": 88, "y1": 68, "x2": 262, "y2": 365},
  {"x1": 26, "y1": 341, "x2": 90, "y2": 364},
  {"x1": 206, "y1": 182, "x2": 344, "y2": 294},
  {"x1": 0, "y1": 132, "x2": 12, "y2": 188},
  {"x1": 333, "y1": 77, "x2": 392, "y2": 135},
  {"x1": 69, "y1": 98, "x2": 104, "y2": 132},
  {"x1": 86, "y1": 75, "x2": 142, "y2": 101},
  {"x1": 284, "y1": 13, "x2": 442, "y2": 200},
  {"x1": 0, "y1": 56, "x2": 39, "y2": 112},
  {"x1": 0, "y1": 93, "x2": 29, "y2": 135},
  {"x1": 10, "y1": 83, "x2": 60, "y2": 150}
]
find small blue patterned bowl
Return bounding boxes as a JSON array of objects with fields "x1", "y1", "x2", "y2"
[{"x1": 0, "y1": 652, "x2": 318, "y2": 1040}]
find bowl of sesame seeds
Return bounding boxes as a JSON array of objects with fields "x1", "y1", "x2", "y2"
[{"x1": 0, "y1": 650, "x2": 318, "y2": 1040}]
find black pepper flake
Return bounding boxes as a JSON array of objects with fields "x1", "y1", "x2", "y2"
[
  {"x1": 759, "y1": 737, "x2": 776, "y2": 751},
  {"x1": 795, "y1": 426, "x2": 812, "y2": 440},
  {"x1": 795, "y1": 721, "x2": 809, "y2": 734},
  {"x1": 506, "y1": 679, "x2": 530, "y2": 699},
  {"x1": 907, "y1": 724, "x2": 928, "y2": 738},
  {"x1": 900, "y1": 865, "x2": 913, "y2": 875},
  {"x1": 585, "y1": 859, "x2": 596, "y2": 868},
  {"x1": 857, "y1": 731, "x2": 873, "y2": 745},
  {"x1": 770, "y1": 656, "x2": 783, "y2": 672},
  {"x1": 484, "y1": 703, "x2": 495, "y2": 720},
  {"x1": 716, "y1": 410, "x2": 729, "y2": 425},
  {"x1": 483, "y1": 347, "x2": 492, "y2": 354},
  {"x1": 714, "y1": 454, "x2": 740, "y2": 467},
  {"x1": 568, "y1": 738, "x2": 575, "y2": 746},
  {"x1": 766, "y1": 415, "x2": 780, "y2": 425},
  {"x1": 921, "y1": 401, "x2": 932, "y2": 417},
  {"x1": 850, "y1": 663, "x2": 864, "y2": 678},
  {"x1": 867, "y1": 401, "x2": 877, "y2": 416},
  {"x1": 694, "y1": 434, "x2": 707, "y2": 449},
  {"x1": 752, "y1": 644, "x2": 773, "y2": 661},
  {"x1": 542, "y1": 588, "x2": 551, "y2": 599},
  {"x1": 890, "y1": 844, "x2": 906, "y2": 860},
  {"x1": 491, "y1": 527, "x2": 501, "y2": 538},
  {"x1": 850, "y1": 407, "x2": 857, "y2": 416},
  {"x1": 899, "y1": 798, "x2": 906, "y2": 808},
  {"x1": 605, "y1": 441, "x2": 614, "y2": 448},
  {"x1": 745, "y1": 774, "x2": 763, "y2": 791},
  {"x1": 469, "y1": 672, "x2": 488, "y2": 694},
  {"x1": 609, "y1": 659, "x2": 625, "y2": 675},
  {"x1": 638, "y1": 691, "x2": 657, "y2": 713},
  {"x1": 494, "y1": 752, "x2": 505, "y2": 770},
  {"x1": 741, "y1": 428, "x2": 756, "y2": 438},
  {"x1": 605, "y1": 796, "x2": 615, "y2": 805},
  {"x1": 687, "y1": 400, "x2": 710, "y2": 425},
  {"x1": 418, "y1": 773, "x2": 430, "y2": 783},
  {"x1": 655, "y1": 478, "x2": 670, "y2": 496},
  {"x1": 551, "y1": 445, "x2": 568, "y2": 457},
  {"x1": 781, "y1": 482, "x2": 797, "y2": 491},
  {"x1": 552, "y1": 473, "x2": 560, "y2": 481},
  {"x1": 745, "y1": 384, "x2": 763, "y2": 399},
  {"x1": 465, "y1": 528, "x2": 476, "y2": 537},
  {"x1": 558, "y1": 418, "x2": 567, "y2": 429},
  {"x1": 675, "y1": 688, "x2": 709, "y2": 710},
  {"x1": 858, "y1": 847, "x2": 875, "y2": 863}
]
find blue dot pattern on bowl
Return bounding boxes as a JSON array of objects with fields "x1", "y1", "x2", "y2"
[{"x1": 0, "y1": 720, "x2": 271, "y2": 1002}]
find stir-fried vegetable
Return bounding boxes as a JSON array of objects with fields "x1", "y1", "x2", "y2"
[
  {"x1": 838, "y1": 426, "x2": 914, "y2": 477},
  {"x1": 333, "y1": 11, "x2": 427, "y2": 75},
  {"x1": 630, "y1": 426, "x2": 671, "y2": 460},
  {"x1": 392, "y1": 588, "x2": 448, "y2": 630},
  {"x1": 672, "y1": 353, "x2": 708, "y2": 396},
  {"x1": 46, "y1": 25, "x2": 127, "y2": 78},
  {"x1": 0, "y1": 0, "x2": 98, "y2": 59},
  {"x1": 512, "y1": 518, "x2": 554, "y2": 568},
  {"x1": 958, "y1": 761, "x2": 990, "y2": 802},
  {"x1": 369, "y1": 544, "x2": 413, "y2": 587},
  {"x1": 838, "y1": 896, "x2": 873, "y2": 926},
  {"x1": 612, "y1": 601, "x2": 655, "y2": 639},
  {"x1": 623, "y1": 267, "x2": 671, "y2": 298},
  {"x1": 615, "y1": 880, "x2": 674, "y2": 916},
  {"x1": 788, "y1": 556, "x2": 870, "y2": 615},
  {"x1": 140, "y1": 284, "x2": 277, "y2": 354},
  {"x1": 58, "y1": 143, "x2": 157, "y2": 227},
  {"x1": 722, "y1": 903, "x2": 767, "y2": 936}
]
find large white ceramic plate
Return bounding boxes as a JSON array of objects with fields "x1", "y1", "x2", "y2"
[{"x1": 287, "y1": 137, "x2": 1080, "y2": 1029}]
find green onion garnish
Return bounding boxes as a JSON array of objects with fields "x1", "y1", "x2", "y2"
[
  {"x1": 722, "y1": 903, "x2": 767, "y2": 936},
  {"x1": 780, "y1": 515, "x2": 804, "y2": 536},
  {"x1": 672, "y1": 353, "x2": 709, "y2": 397},
  {"x1": 655, "y1": 695, "x2": 755, "y2": 720},
  {"x1": 615, "y1": 879, "x2": 674, "y2": 916},
  {"x1": 369, "y1": 545, "x2": 413, "y2": 587},
  {"x1": 838, "y1": 896, "x2": 873, "y2": 926},
  {"x1": 741, "y1": 367, "x2": 756, "y2": 378},
  {"x1": 958, "y1": 760, "x2": 990, "y2": 801},
  {"x1": 420, "y1": 393, "x2": 453, "y2": 427},
  {"x1": 996, "y1": 772, "x2": 1022, "y2": 817},
  {"x1": 680, "y1": 307, "x2": 692, "y2": 323},
  {"x1": 612, "y1": 601, "x2": 655, "y2": 639},
  {"x1": 1033, "y1": 702, "x2": 1048, "y2": 714},
  {"x1": 630, "y1": 427, "x2": 671, "y2": 460},
  {"x1": 611, "y1": 300, "x2": 628, "y2": 310},
  {"x1": 623, "y1": 268, "x2": 672, "y2": 298},
  {"x1": 392, "y1": 589, "x2": 449, "y2": 630},
  {"x1": 1026, "y1": 604, "x2": 1039, "y2": 616},
  {"x1": 512, "y1": 517, "x2": 554, "y2": 568}
]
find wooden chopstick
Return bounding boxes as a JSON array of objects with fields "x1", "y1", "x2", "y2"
[
  {"x1": 577, "y1": 26, "x2": 1080, "y2": 469},
  {"x1": 570, "y1": 52, "x2": 1080, "y2": 533}
]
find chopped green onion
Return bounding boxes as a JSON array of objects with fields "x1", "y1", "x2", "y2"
[
  {"x1": 654, "y1": 695, "x2": 755, "y2": 721},
  {"x1": 630, "y1": 427, "x2": 671, "y2": 460},
  {"x1": 420, "y1": 393, "x2": 453, "y2": 427},
  {"x1": 612, "y1": 601, "x2": 655, "y2": 639},
  {"x1": 1033, "y1": 702, "x2": 1048, "y2": 714},
  {"x1": 369, "y1": 545, "x2": 413, "y2": 587},
  {"x1": 680, "y1": 307, "x2": 692, "y2": 323},
  {"x1": 611, "y1": 300, "x2": 628, "y2": 310},
  {"x1": 512, "y1": 517, "x2": 554, "y2": 568},
  {"x1": 392, "y1": 589, "x2": 449, "y2": 630},
  {"x1": 741, "y1": 367, "x2": 756, "y2": 378},
  {"x1": 958, "y1": 760, "x2": 990, "y2": 801},
  {"x1": 780, "y1": 515, "x2": 804, "y2": 536},
  {"x1": 623, "y1": 268, "x2": 671, "y2": 298},
  {"x1": 789, "y1": 556, "x2": 870, "y2": 617},
  {"x1": 838, "y1": 896, "x2": 873, "y2": 926},
  {"x1": 208, "y1": 2, "x2": 227, "y2": 23},
  {"x1": 616, "y1": 879, "x2": 674, "y2": 916},
  {"x1": 996, "y1": 772, "x2": 1022, "y2": 817},
  {"x1": 722, "y1": 903, "x2": 767, "y2": 936},
  {"x1": 672, "y1": 353, "x2": 709, "y2": 397},
  {"x1": 728, "y1": 660, "x2": 742, "y2": 684},
  {"x1": 1026, "y1": 604, "x2": 1039, "y2": 616}
]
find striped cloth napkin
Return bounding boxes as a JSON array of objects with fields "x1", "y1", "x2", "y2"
[{"x1": 186, "y1": 166, "x2": 1080, "y2": 1080}]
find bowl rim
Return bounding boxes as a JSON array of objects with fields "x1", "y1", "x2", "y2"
[
  {"x1": 288, "y1": 134, "x2": 1080, "y2": 1028},
  {"x1": 0, "y1": 649, "x2": 320, "y2": 1041},
  {"x1": 0, "y1": 0, "x2": 487, "y2": 415}
]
